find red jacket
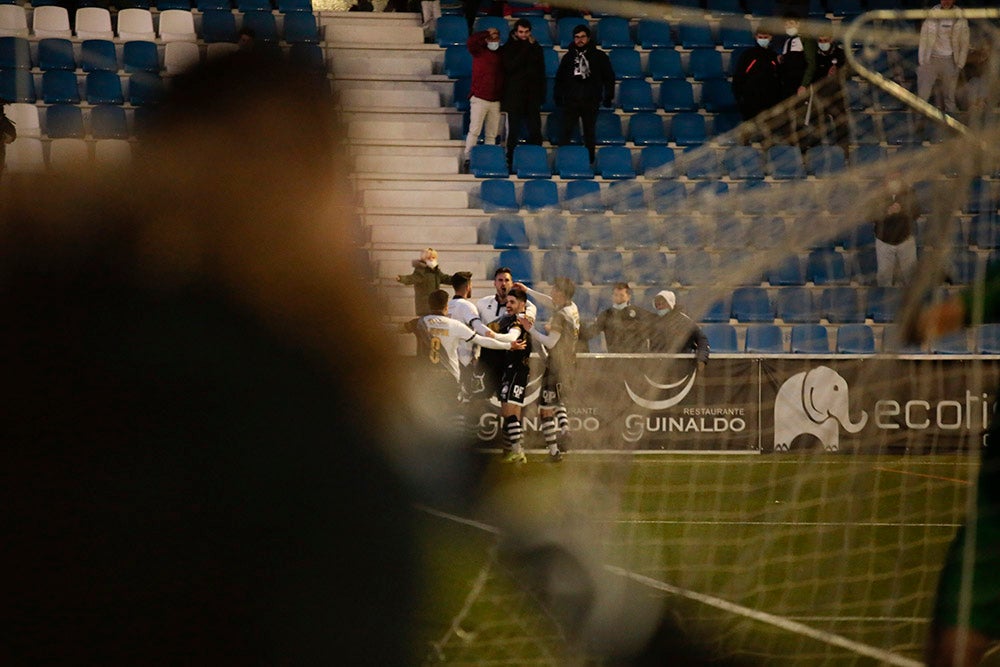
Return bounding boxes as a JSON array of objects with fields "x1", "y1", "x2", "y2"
[{"x1": 467, "y1": 30, "x2": 503, "y2": 102}]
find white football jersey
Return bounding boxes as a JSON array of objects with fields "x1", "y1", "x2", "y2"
[
  {"x1": 417, "y1": 314, "x2": 510, "y2": 381},
  {"x1": 476, "y1": 293, "x2": 537, "y2": 325},
  {"x1": 449, "y1": 297, "x2": 482, "y2": 367}
]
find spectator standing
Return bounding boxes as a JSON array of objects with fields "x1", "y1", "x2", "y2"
[
  {"x1": 869, "y1": 171, "x2": 919, "y2": 287},
  {"x1": 647, "y1": 290, "x2": 709, "y2": 372},
  {"x1": 397, "y1": 247, "x2": 453, "y2": 317},
  {"x1": 553, "y1": 24, "x2": 615, "y2": 165},
  {"x1": 776, "y1": 14, "x2": 818, "y2": 101},
  {"x1": 582, "y1": 282, "x2": 650, "y2": 352},
  {"x1": 731, "y1": 28, "x2": 782, "y2": 123},
  {"x1": 812, "y1": 27, "x2": 850, "y2": 149},
  {"x1": 463, "y1": 27, "x2": 505, "y2": 174},
  {"x1": 918, "y1": 0, "x2": 970, "y2": 116},
  {"x1": 501, "y1": 18, "x2": 547, "y2": 169}
]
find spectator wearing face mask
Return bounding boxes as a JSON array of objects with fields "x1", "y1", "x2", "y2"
[
  {"x1": 868, "y1": 172, "x2": 919, "y2": 287},
  {"x1": 776, "y1": 15, "x2": 817, "y2": 100},
  {"x1": 731, "y1": 28, "x2": 782, "y2": 123},
  {"x1": 397, "y1": 247, "x2": 454, "y2": 317},
  {"x1": 646, "y1": 290, "x2": 709, "y2": 372},
  {"x1": 581, "y1": 282, "x2": 651, "y2": 353},
  {"x1": 810, "y1": 26, "x2": 850, "y2": 149},
  {"x1": 462, "y1": 28, "x2": 504, "y2": 174}
]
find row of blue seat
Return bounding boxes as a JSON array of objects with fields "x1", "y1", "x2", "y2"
[{"x1": 0, "y1": 67, "x2": 162, "y2": 104}]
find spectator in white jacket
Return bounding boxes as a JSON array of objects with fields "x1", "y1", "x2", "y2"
[{"x1": 917, "y1": 0, "x2": 970, "y2": 115}]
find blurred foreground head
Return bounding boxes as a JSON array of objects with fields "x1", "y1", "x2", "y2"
[{"x1": 0, "y1": 55, "x2": 418, "y2": 665}]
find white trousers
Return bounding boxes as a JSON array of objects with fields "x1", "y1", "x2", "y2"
[
  {"x1": 917, "y1": 55, "x2": 960, "y2": 114},
  {"x1": 876, "y1": 236, "x2": 917, "y2": 287},
  {"x1": 464, "y1": 96, "x2": 502, "y2": 157}
]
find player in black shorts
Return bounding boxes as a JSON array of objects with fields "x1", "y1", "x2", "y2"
[{"x1": 493, "y1": 287, "x2": 532, "y2": 463}]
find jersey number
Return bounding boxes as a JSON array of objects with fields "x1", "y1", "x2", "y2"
[{"x1": 429, "y1": 336, "x2": 441, "y2": 364}]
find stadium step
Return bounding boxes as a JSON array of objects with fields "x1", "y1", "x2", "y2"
[
  {"x1": 323, "y1": 23, "x2": 425, "y2": 46},
  {"x1": 362, "y1": 189, "x2": 469, "y2": 209},
  {"x1": 354, "y1": 153, "x2": 458, "y2": 175},
  {"x1": 331, "y1": 55, "x2": 435, "y2": 77},
  {"x1": 338, "y1": 88, "x2": 441, "y2": 109},
  {"x1": 347, "y1": 119, "x2": 451, "y2": 141},
  {"x1": 369, "y1": 224, "x2": 477, "y2": 246}
]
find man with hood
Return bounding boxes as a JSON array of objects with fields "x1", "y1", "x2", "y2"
[
  {"x1": 554, "y1": 24, "x2": 615, "y2": 164},
  {"x1": 646, "y1": 290, "x2": 709, "y2": 372},
  {"x1": 501, "y1": 18, "x2": 547, "y2": 169},
  {"x1": 731, "y1": 27, "x2": 782, "y2": 123}
]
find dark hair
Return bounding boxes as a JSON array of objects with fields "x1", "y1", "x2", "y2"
[
  {"x1": 451, "y1": 271, "x2": 472, "y2": 291},
  {"x1": 514, "y1": 18, "x2": 532, "y2": 30},
  {"x1": 613, "y1": 281, "x2": 631, "y2": 292},
  {"x1": 572, "y1": 24, "x2": 591, "y2": 37},
  {"x1": 507, "y1": 287, "x2": 528, "y2": 303},
  {"x1": 553, "y1": 277, "x2": 575, "y2": 300},
  {"x1": 494, "y1": 266, "x2": 513, "y2": 279},
  {"x1": 428, "y1": 289, "x2": 450, "y2": 311}
]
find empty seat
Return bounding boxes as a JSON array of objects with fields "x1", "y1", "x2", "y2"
[
  {"x1": 158, "y1": 10, "x2": 197, "y2": 42},
  {"x1": 75, "y1": 7, "x2": 114, "y2": 39},
  {"x1": 703, "y1": 323, "x2": 738, "y2": 352},
  {"x1": 201, "y1": 9, "x2": 237, "y2": 42},
  {"x1": 493, "y1": 217, "x2": 529, "y2": 249},
  {"x1": 596, "y1": 16, "x2": 632, "y2": 48},
  {"x1": 820, "y1": 286, "x2": 864, "y2": 323},
  {"x1": 805, "y1": 145, "x2": 847, "y2": 176},
  {"x1": 723, "y1": 145, "x2": 765, "y2": 180},
  {"x1": 45, "y1": 103, "x2": 84, "y2": 138},
  {"x1": 241, "y1": 10, "x2": 279, "y2": 43},
  {"x1": 123, "y1": 40, "x2": 160, "y2": 72},
  {"x1": 41, "y1": 70, "x2": 80, "y2": 104},
  {"x1": 682, "y1": 148, "x2": 720, "y2": 179},
  {"x1": 288, "y1": 42, "x2": 324, "y2": 71},
  {"x1": 127, "y1": 71, "x2": 164, "y2": 106},
  {"x1": 806, "y1": 248, "x2": 849, "y2": 285},
  {"x1": 608, "y1": 180, "x2": 645, "y2": 213},
  {"x1": 595, "y1": 146, "x2": 635, "y2": 179},
  {"x1": 544, "y1": 109, "x2": 581, "y2": 145},
  {"x1": 608, "y1": 48, "x2": 642, "y2": 79},
  {"x1": 37, "y1": 37, "x2": 76, "y2": 70},
  {"x1": 617, "y1": 79, "x2": 656, "y2": 112},
  {"x1": 479, "y1": 179, "x2": 517, "y2": 211},
  {"x1": 90, "y1": 104, "x2": 129, "y2": 139},
  {"x1": 434, "y1": 15, "x2": 468, "y2": 46},
  {"x1": 0, "y1": 5, "x2": 29, "y2": 38},
  {"x1": 745, "y1": 323, "x2": 784, "y2": 352},
  {"x1": 588, "y1": 250, "x2": 625, "y2": 284},
  {"x1": 767, "y1": 145, "x2": 806, "y2": 179},
  {"x1": 0, "y1": 68, "x2": 34, "y2": 102},
  {"x1": 442, "y1": 45, "x2": 471, "y2": 78},
  {"x1": 640, "y1": 146, "x2": 675, "y2": 176},
  {"x1": 85, "y1": 70, "x2": 125, "y2": 105},
  {"x1": 719, "y1": 18, "x2": 753, "y2": 48},
  {"x1": 32, "y1": 6, "x2": 71, "y2": 38},
  {"x1": 512, "y1": 144, "x2": 551, "y2": 179},
  {"x1": 282, "y1": 11, "x2": 320, "y2": 43},
  {"x1": 117, "y1": 9, "x2": 156, "y2": 41},
  {"x1": 237, "y1": 0, "x2": 272, "y2": 10},
  {"x1": 521, "y1": 179, "x2": 559, "y2": 211},
  {"x1": 650, "y1": 179, "x2": 686, "y2": 212},
  {"x1": 670, "y1": 112, "x2": 706, "y2": 146},
  {"x1": 776, "y1": 286, "x2": 816, "y2": 323},
  {"x1": 627, "y1": 112, "x2": 668, "y2": 145},
  {"x1": 575, "y1": 213, "x2": 615, "y2": 249},
  {"x1": 636, "y1": 19, "x2": 672, "y2": 49},
  {"x1": 164, "y1": 40, "x2": 201, "y2": 74},
  {"x1": 80, "y1": 39, "x2": 118, "y2": 72},
  {"x1": 700, "y1": 79, "x2": 737, "y2": 113},
  {"x1": 836, "y1": 323, "x2": 875, "y2": 354},
  {"x1": 451, "y1": 76, "x2": 470, "y2": 111},
  {"x1": 541, "y1": 248, "x2": 581, "y2": 284},
  {"x1": 555, "y1": 146, "x2": 594, "y2": 179},
  {"x1": 0, "y1": 35, "x2": 30, "y2": 69},
  {"x1": 564, "y1": 179, "x2": 603, "y2": 213},
  {"x1": 469, "y1": 144, "x2": 508, "y2": 178},
  {"x1": 687, "y1": 47, "x2": 725, "y2": 81},
  {"x1": 629, "y1": 248, "x2": 670, "y2": 284},
  {"x1": 865, "y1": 286, "x2": 900, "y2": 323},
  {"x1": 5, "y1": 102, "x2": 40, "y2": 137},
  {"x1": 767, "y1": 255, "x2": 805, "y2": 286},
  {"x1": 930, "y1": 331, "x2": 969, "y2": 354},
  {"x1": 594, "y1": 110, "x2": 626, "y2": 145},
  {"x1": 674, "y1": 249, "x2": 716, "y2": 285},
  {"x1": 498, "y1": 249, "x2": 535, "y2": 284},
  {"x1": 976, "y1": 323, "x2": 1000, "y2": 354},
  {"x1": 678, "y1": 23, "x2": 714, "y2": 49},
  {"x1": 534, "y1": 211, "x2": 569, "y2": 248},
  {"x1": 658, "y1": 79, "x2": 696, "y2": 111},
  {"x1": 199, "y1": 0, "x2": 234, "y2": 9},
  {"x1": 731, "y1": 286, "x2": 773, "y2": 322},
  {"x1": 647, "y1": 48, "x2": 683, "y2": 80},
  {"x1": 48, "y1": 137, "x2": 90, "y2": 171},
  {"x1": 790, "y1": 324, "x2": 829, "y2": 353}
]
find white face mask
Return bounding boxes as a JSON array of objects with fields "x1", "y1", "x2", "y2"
[
  {"x1": 818, "y1": 42, "x2": 831, "y2": 52},
  {"x1": 656, "y1": 307, "x2": 671, "y2": 316},
  {"x1": 425, "y1": 259, "x2": 438, "y2": 269},
  {"x1": 887, "y1": 180, "x2": 903, "y2": 192},
  {"x1": 785, "y1": 27, "x2": 798, "y2": 37},
  {"x1": 612, "y1": 301, "x2": 629, "y2": 310},
  {"x1": 487, "y1": 41, "x2": 499, "y2": 51},
  {"x1": 757, "y1": 38, "x2": 771, "y2": 48}
]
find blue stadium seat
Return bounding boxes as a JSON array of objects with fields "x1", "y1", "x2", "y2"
[
  {"x1": 37, "y1": 38, "x2": 75, "y2": 70},
  {"x1": 90, "y1": 104, "x2": 129, "y2": 139},
  {"x1": 45, "y1": 103, "x2": 84, "y2": 138},
  {"x1": 123, "y1": 40, "x2": 160, "y2": 73},
  {"x1": 650, "y1": 179, "x2": 686, "y2": 212},
  {"x1": 557, "y1": 17, "x2": 586, "y2": 49},
  {"x1": 970, "y1": 213, "x2": 1000, "y2": 249},
  {"x1": 791, "y1": 324, "x2": 830, "y2": 353},
  {"x1": 865, "y1": 286, "x2": 899, "y2": 323},
  {"x1": 472, "y1": 15, "x2": 507, "y2": 37},
  {"x1": 289, "y1": 42, "x2": 325, "y2": 71},
  {"x1": 539, "y1": 46, "x2": 559, "y2": 78},
  {"x1": 880, "y1": 111, "x2": 920, "y2": 146},
  {"x1": 201, "y1": 9, "x2": 238, "y2": 43},
  {"x1": 647, "y1": 48, "x2": 683, "y2": 80},
  {"x1": 198, "y1": 0, "x2": 233, "y2": 9},
  {"x1": 556, "y1": 146, "x2": 595, "y2": 179},
  {"x1": 0, "y1": 36, "x2": 30, "y2": 70},
  {"x1": 522, "y1": 179, "x2": 559, "y2": 210},
  {"x1": 849, "y1": 144, "x2": 887, "y2": 167},
  {"x1": 703, "y1": 323, "x2": 738, "y2": 352},
  {"x1": 242, "y1": 10, "x2": 279, "y2": 42},
  {"x1": 498, "y1": 249, "x2": 535, "y2": 284},
  {"x1": 836, "y1": 323, "x2": 875, "y2": 354},
  {"x1": 768, "y1": 255, "x2": 805, "y2": 286},
  {"x1": 41, "y1": 70, "x2": 79, "y2": 104},
  {"x1": 687, "y1": 47, "x2": 725, "y2": 81},
  {"x1": 80, "y1": 39, "x2": 118, "y2": 72},
  {"x1": 594, "y1": 110, "x2": 626, "y2": 145},
  {"x1": 691, "y1": 179, "x2": 728, "y2": 200},
  {"x1": 534, "y1": 212, "x2": 570, "y2": 248},
  {"x1": 630, "y1": 248, "x2": 670, "y2": 284},
  {"x1": 564, "y1": 179, "x2": 603, "y2": 213},
  {"x1": 470, "y1": 144, "x2": 509, "y2": 177},
  {"x1": 707, "y1": 0, "x2": 744, "y2": 14},
  {"x1": 618, "y1": 79, "x2": 656, "y2": 112},
  {"x1": 596, "y1": 16, "x2": 632, "y2": 48},
  {"x1": 745, "y1": 324, "x2": 785, "y2": 353},
  {"x1": 640, "y1": 146, "x2": 675, "y2": 176},
  {"x1": 477, "y1": 214, "x2": 511, "y2": 244},
  {"x1": 493, "y1": 216, "x2": 530, "y2": 249},
  {"x1": 544, "y1": 109, "x2": 582, "y2": 145},
  {"x1": 526, "y1": 16, "x2": 552, "y2": 46},
  {"x1": 820, "y1": 286, "x2": 864, "y2": 323},
  {"x1": 712, "y1": 214, "x2": 747, "y2": 250},
  {"x1": 731, "y1": 286, "x2": 773, "y2": 323},
  {"x1": 282, "y1": 11, "x2": 319, "y2": 43},
  {"x1": 776, "y1": 287, "x2": 816, "y2": 323},
  {"x1": 950, "y1": 249, "x2": 980, "y2": 285},
  {"x1": 618, "y1": 211, "x2": 657, "y2": 248},
  {"x1": 678, "y1": 23, "x2": 715, "y2": 49},
  {"x1": 636, "y1": 19, "x2": 673, "y2": 49},
  {"x1": 749, "y1": 214, "x2": 785, "y2": 249},
  {"x1": 674, "y1": 250, "x2": 716, "y2": 285},
  {"x1": 682, "y1": 148, "x2": 721, "y2": 179},
  {"x1": 766, "y1": 145, "x2": 806, "y2": 179},
  {"x1": 128, "y1": 71, "x2": 164, "y2": 106},
  {"x1": 608, "y1": 180, "x2": 645, "y2": 213},
  {"x1": 930, "y1": 331, "x2": 970, "y2": 354},
  {"x1": 700, "y1": 79, "x2": 737, "y2": 113},
  {"x1": 976, "y1": 323, "x2": 1000, "y2": 354},
  {"x1": 541, "y1": 249, "x2": 582, "y2": 284},
  {"x1": 658, "y1": 79, "x2": 696, "y2": 112},
  {"x1": 628, "y1": 112, "x2": 668, "y2": 145},
  {"x1": 608, "y1": 48, "x2": 642, "y2": 79},
  {"x1": 236, "y1": 0, "x2": 270, "y2": 10},
  {"x1": 744, "y1": 0, "x2": 776, "y2": 16},
  {"x1": 881, "y1": 324, "x2": 922, "y2": 353},
  {"x1": 723, "y1": 145, "x2": 765, "y2": 180},
  {"x1": 452, "y1": 77, "x2": 470, "y2": 111},
  {"x1": 85, "y1": 70, "x2": 124, "y2": 105},
  {"x1": 575, "y1": 213, "x2": 615, "y2": 249},
  {"x1": 670, "y1": 112, "x2": 707, "y2": 146},
  {"x1": 966, "y1": 177, "x2": 998, "y2": 214},
  {"x1": 805, "y1": 145, "x2": 847, "y2": 176},
  {"x1": 712, "y1": 111, "x2": 742, "y2": 140},
  {"x1": 661, "y1": 214, "x2": 709, "y2": 249},
  {"x1": 719, "y1": 18, "x2": 754, "y2": 48},
  {"x1": 479, "y1": 179, "x2": 518, "y2": 212},
  {"x1": 435, "y1": 15, "x2": 468, "y2": 46},
  {"x1": 442, "y1": 45, "x2": 472, "y2": 78},
  {"x1": 694, "y1": 291, "x2": 732, "y2": 323},
  {"x1": 588, "y1": 250, "x2": 625, "y2": 284},
  {"x1": 595, "y1": 146, "x2": 636, "y2": 179},
  {"x1": 807, "y1": 248, "x2": 849, "y2": 285},
  {"x1": 512, "y1": 144, "x2": 551, "y2": 178}
]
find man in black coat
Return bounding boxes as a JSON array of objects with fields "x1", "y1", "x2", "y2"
[
  {"x1": 501, "y1": 18, "x2": 547, "y2": 168},
  {"x1": 731, "y1": 28, "x2": 782, "y2": 122},
  {"x1": 647, "y1": 290, "x2": 710, "y2": 372},
  {"x1": 554, "y1": 23, "x2": 616, "y2": 164}
]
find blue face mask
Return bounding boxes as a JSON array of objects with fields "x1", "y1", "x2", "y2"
[
  {"x1": 487, "y1": 41, "x2": 499, "y2": 51},
  {"x1": 757, "y1": 38, "x2": 771, "y2": 48}
]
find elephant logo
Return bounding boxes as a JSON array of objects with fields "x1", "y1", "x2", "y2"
[
  {"x1": 624, "y1": 371, "x2": 697, "y2": 411},
  {"x1": 774, "y1": 366, "x2": 868, "y2": 452}
]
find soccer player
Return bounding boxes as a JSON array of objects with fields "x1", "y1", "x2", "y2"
[
  {"x1": 515, "y1": 278, "x2": 580, "y2": 461},
  {"x1": 493, "y1": 286, "x2": 532, "y2": 463},
  {"x1": 476, "y1": 266, "x2": 537, "y2": 400}
]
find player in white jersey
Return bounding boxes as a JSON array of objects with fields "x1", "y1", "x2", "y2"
[
  {"x1": 475, "y1": 266, "x2": 537, "y2": 401},
  {"x1": 516, "y1": 278, "x2": 580, "y2": 461}
]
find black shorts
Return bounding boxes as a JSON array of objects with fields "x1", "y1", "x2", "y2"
[{"x1": 498, "y1": 360, "x2": 531, "y2": 406}]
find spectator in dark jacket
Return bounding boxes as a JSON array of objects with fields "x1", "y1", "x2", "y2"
[
  {"x1": 582, "y1": 282, "x2": 650, "y2": 352},
  {"x1": 812, "y1": 26, "x2": 850, "y2": 149},
  {"x1": 731, "y1": 28, "x2": 782, "y2": 122},
  {"x1": 553, "y1": 24, "x2": 615, "y2": 164},
  {"x1": 463, "y1": 28, "x2": 504, "y2": 173},
  {"x1": 647, "y1": 290, "x2": 709, "y2": 370},
  {"x1": 501, "y1": 18, "x2": 547, "y2": 168}
]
